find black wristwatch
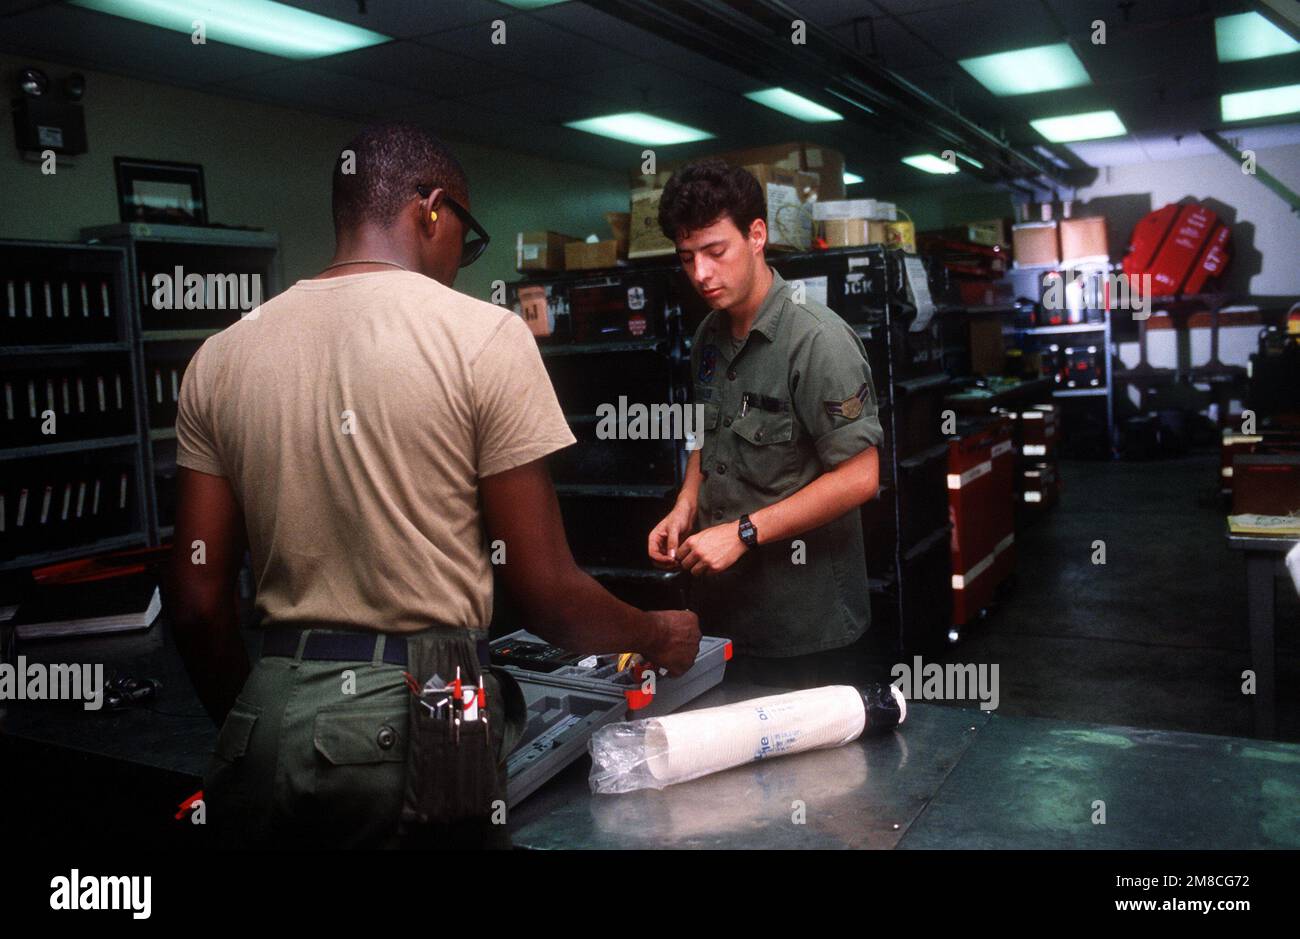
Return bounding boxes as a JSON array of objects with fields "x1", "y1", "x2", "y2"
[{"x1": 737, "y1": 514, "x2": 758, "y2": 549}]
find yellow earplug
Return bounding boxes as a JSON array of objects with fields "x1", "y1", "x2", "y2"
[{"x1": 429, "y1": 210, "x2": 438, "y2": 221}]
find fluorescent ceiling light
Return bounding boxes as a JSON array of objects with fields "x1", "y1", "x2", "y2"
[
  {"x1": 1221, "y1": 84, "x2": 1300, "y2": 122},
  {"x1": 1030, "y1": 109, "x2": 1126, "y2": 142},
  {"x1": 1215, "y1": 12, "x2": 1300, "y2": 63},
  {"x1": 565, "y1": 112, "x2": 713, "y2": 146},
  {"x1": 955, "y1": 152, "x2": 985, "y2": 169},
  {"x1": 843, "y1": 171, "x2": 864, "y2": 185},
  {"x1": 959, "y1": 42, "x2": 1091, "y2": 96},
  {"x1": 70, "y1": 0, "x2": 389, "y2": 59},
  {"x1": 901, "y1": 154, "x2": 959, "y2": 175},
  {"x1": 744, "y1": 88, "x2": 842, "y2": 122}
]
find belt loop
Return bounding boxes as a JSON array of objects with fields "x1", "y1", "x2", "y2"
[
  {"x1": 291, "y1": 629, "x2": 310, "y2": 669},
  {"x1": 372, "y1": 633, "x2": 386, "y2": 667}
]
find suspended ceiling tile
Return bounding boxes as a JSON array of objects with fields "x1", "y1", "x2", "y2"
[
  {"x1": 311, "y1": 39, "x2": 526, "y2": 96},
  {"x1": 455, "y1": 83, "x2": 625, "y2": 125},
  {"x1": 0, "y1": 2, "x2": 290, "y2": 83},
  {"x1": 277, "y1": 0, "x2": 508, "y2": 39},
  {"x1": 899, "y1": 0, "x2": 1068, "y2": 59},
  {"x1": 217, "y1": 65, "x2": 431, "y2": 121},
  {"x1": 415, "y1": 15, "x2": 628, "y2": 77},
  {"x1": 531, "y1": 2, "x2": 681, "y2": 58}
]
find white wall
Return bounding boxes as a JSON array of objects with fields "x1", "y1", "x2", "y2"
[{"x1": 1071, "y1": 143, "x2": 1300, "y2": 298}]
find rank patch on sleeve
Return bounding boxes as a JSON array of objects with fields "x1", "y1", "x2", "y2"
[{"x1": 824, "y1": 382, "x2": 869, "y2": 420}]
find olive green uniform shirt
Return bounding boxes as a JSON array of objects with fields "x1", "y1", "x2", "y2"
[{"x1": 689, "y1": 270, "x2": 883, "y2": 657}]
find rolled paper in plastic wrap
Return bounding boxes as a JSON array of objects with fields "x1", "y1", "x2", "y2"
[{"x1": 589, "y1": 683, "x2": 906, "y2": 794}]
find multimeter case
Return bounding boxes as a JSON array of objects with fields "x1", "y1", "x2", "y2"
[{"x1": 491, "y1": 629, "x2": 732, "y2": 806}]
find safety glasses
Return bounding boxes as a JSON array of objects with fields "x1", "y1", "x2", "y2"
[{"x1": 416, "y1": 184, "x2": 490, "y2": 267}]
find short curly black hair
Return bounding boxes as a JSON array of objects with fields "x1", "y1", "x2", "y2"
[
  {"x1": 657, "y1": 160, "x2": 766, "y2": 243},
  {"x1": 332, "y1": 122, "x2": 468, "y2": 233}
]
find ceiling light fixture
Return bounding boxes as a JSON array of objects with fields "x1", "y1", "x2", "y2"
[
  {"x1": 564, "y1": 112, "x2": 713, "y2": 146},
  {"x1": 1215, "y1": 12, "x2": 1300, "y2": 63},
  {"x1": 1221, "y1": 83, "x2": 1300, "y2": 122},
  {"x1": 70, "y1": 0, "x2": 390, "y2": 59},
  {"x1": 901, "y1": 154, "x2": 959, "y2": 175},
  {"x1": 1030, "y1": 110, "x2": 1126, "y2": 143},
  {"x1": 743, "y1": 87, "x2": 842, "y2": 122},
  {"x1": 959, "y1": 42, "x2": 1091, "y2": 96}
]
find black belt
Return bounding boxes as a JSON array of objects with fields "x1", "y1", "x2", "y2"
[{"x1": 261, "y1": 629, "x2": 491, "y2": 668}]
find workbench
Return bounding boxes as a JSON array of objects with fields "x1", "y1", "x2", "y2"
[{"x1": 3, "y1": 623, "x2": 1298, "y2": 849}]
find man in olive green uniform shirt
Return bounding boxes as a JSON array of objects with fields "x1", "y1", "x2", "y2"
[
  {"x1": 648, "y1": 161, "x2": 883, "y2": 664},
  {"x1": 688, "y1": 269, "x2": 883, "y2": 655}
]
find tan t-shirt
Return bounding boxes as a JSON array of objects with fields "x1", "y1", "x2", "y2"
[{"x1": 175, "y1": 270, "x2": 575, "y2": 635}]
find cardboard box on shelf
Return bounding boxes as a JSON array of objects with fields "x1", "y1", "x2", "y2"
[
  {"x1": 605, "y1": 211, "x2": 630, "y2": 251},
  {"x1": 516, "y1": 231, "x2": 575, "y2": 272},
  {"x1": 1059, "y1": 216, "x2": 1108, "y2": 264},
  {"x1": 887, "y1": 217, "x2": 916, "y2": 253},
  {"x1": 1012, "y1": 221, "x2": 1060, "y2": 267},
  {"x1": 515, "y1": 284, "x2": 556, "y2": 338},
  {"x1": 631, "y1": 141, "x2": 845, "y2": 201},
  {"x1": 966, "y1": 218, "x2": 1011, "y2": 248},
  {"x1": 815, "y1": 217, "x2": 888, "y2": 248},
  {"x1": 745, "y1": 164, "x2": 819, "y2": 251},
  {"x1": 565, "y1": 239, "x2": 623, "y2": 271},
  {"x1": 812, "y1": 199, "x2": 896, "y2": 221},
  {"x1": 628, "y1": 188, "x2": 676, "y2": 259},
  {"x1": 968, "y1": 312, "x2": 1005, "y2": 376}
]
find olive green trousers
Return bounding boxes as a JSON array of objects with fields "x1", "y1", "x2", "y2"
[{"x1": 203, "y1": 627, "x2": 520, "y2": 850}]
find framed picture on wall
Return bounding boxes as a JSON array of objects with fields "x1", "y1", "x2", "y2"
[{"x1": 114, "y1": 157, "x2": 208, "y2": 225}]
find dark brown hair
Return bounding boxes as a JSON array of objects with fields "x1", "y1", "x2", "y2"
[{"x1": 657, "y1": 160, "x2": 766, "y2": 242}]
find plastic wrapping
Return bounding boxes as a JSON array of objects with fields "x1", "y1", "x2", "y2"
[{"x1": 589, "y1": 684, "x2": 904, "y2": 794}]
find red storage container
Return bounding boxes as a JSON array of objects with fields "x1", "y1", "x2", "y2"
[{"x1": 947, "y1": 417, "x2": 1016, "y2": 626}]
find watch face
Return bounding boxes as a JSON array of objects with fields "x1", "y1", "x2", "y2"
[{"x1": 739, "y1": 517, "x2": 756, "y2": 546}]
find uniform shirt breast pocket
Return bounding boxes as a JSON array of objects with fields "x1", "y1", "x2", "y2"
[
  {"x1": 696, "y1": 400, "x2": 720, "y2": 463},
  {"x1": 730, "y1": 408, "x2": 796, "y2": 493}
]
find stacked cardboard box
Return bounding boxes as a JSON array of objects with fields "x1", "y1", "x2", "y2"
[{"x1": 628, "y1": 141, "x2": 844, "y2": 257}]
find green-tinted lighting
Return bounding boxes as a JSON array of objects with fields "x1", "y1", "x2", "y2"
[
  {"x1": 901, "y1": 154, "x2": 959, "y2": 175},
  {"x1": 959, "y1": 42, "x2": 1090, "y2": 96},
  {"x1": 956, "y1": 152, "x2": 985, "y2": 169},
  {"x1": 744, "y1": 88, "x2": 843, "y2": 122},
  {"x1": 1221, "y1": 84, "x2": 1300, "y2": 121},
  {"x1": 843, "y1": 171, "x2": 864, "y2": 185},
  {"x1": 1215, "y1": 12, "x2": 1300, "y2": 63},
  {"x1": 1030, "y1": 110, "x2": 1126, "y2": 143},
  {"x1": 71, "y1": 0, "x2": 390, "y2": 59},
  {"x1": 565, "y1": 112, "x2": 713, "y2": 146}
]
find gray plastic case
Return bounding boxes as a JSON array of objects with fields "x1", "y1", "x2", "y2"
[{"x1": 492, "y1": 630, "x2": 731, "y2": 806}]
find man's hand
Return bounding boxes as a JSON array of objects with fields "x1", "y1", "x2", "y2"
[
  {"x1": 648, "y1": 500, "x2": 697, "y2": 570},
  {"x1": 642, "y1": 609, "x2": 702, "y2": 676},
  {"x1": 678, "y1": 522, "x2": 748, "y2": 576}
]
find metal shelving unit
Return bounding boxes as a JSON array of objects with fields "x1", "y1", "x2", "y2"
[
  {"x1": 1004, "y1": 261, "x2": 1117, "y2": 456},
  {"x1": 506, "y1": 263, "x2": 692, "y2": 612},
  {"x1": 0, "y1": 240, "x2": 149, "y2": 572},
  {"x1": 772, "y1": 245, "x2": 954, "y2": 655},
  {"x1": 81, "y1": 223, "x2": 280, "y2": 542}
]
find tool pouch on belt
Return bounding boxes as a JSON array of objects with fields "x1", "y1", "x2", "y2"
[{"x1": 398, "y1": 632, "x2": 526, "y2": 840}]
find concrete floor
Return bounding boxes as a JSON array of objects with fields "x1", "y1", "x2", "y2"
[{"x1": 944, "y1": 450, "x2": 1299, "y2": 742}]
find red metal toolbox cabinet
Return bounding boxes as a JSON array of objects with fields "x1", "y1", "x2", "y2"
[{"x1": 947, "y1": 417, "x2": 1016, "y2": 626}]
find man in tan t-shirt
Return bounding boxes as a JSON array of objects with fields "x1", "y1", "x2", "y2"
[{"x1": 169, "y1": 123, "x2": 699, "y2": 849}]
